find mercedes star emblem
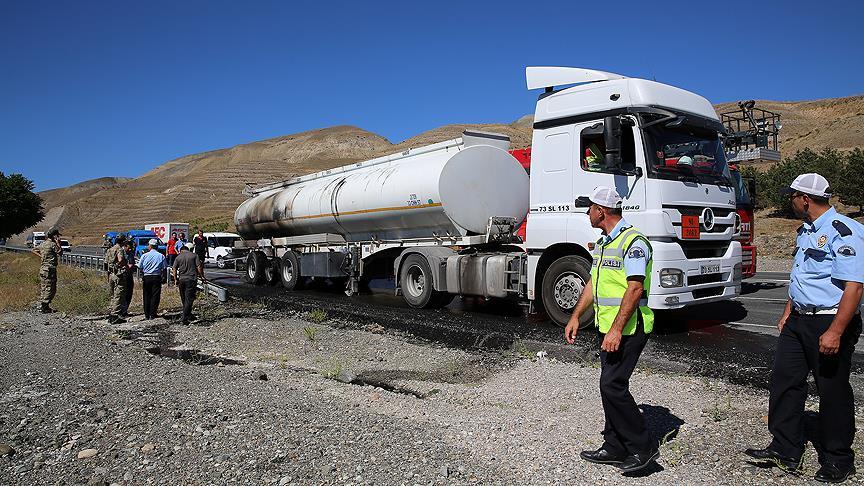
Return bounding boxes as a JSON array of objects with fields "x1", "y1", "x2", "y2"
[{"x1": 702, "y1": 207, "x2": 715, "y2": 231}]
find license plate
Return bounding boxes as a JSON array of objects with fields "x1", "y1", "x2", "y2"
[{"x1": 700, "y1": 263, "x2": 720, "y2": 275}]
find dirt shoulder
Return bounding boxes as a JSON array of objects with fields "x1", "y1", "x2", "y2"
[{"x1": 3, "y1": 307, "x2": 862, "y2": 485}]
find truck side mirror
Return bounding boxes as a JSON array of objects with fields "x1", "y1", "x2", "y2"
[{"x1": 603, "y1": 115, "x2": 622, "y2": 169}]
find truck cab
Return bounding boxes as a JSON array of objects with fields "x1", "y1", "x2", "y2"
[{"x1": 524, "y1": 68, "x2": 741, "y2": 324}]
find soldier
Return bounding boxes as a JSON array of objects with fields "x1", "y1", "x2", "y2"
[
  {"x1": 104, "y1": 234, "x2": 130, "y2": 324},
  {"x1": 564, "y1": 186, "x2": 659, "y2": 474},
  {"x1": 745, "y1": 173, "x2": 863, "y2": 483},
  {"x1": 31, "y1": 228, "x2": 63, "y2": 313}
]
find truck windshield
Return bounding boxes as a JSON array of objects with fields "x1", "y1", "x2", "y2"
[
  {"x1": 730, "y1": 169, "x2": 752, "y2": 208},
  {"x1": 210, "y1": 237, "x2": 238, "y2": 247},
  {"x1": 641, "y1": 114, "x2": 732, "y2": 186}
]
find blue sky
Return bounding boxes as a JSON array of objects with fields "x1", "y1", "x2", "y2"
[{"x1": 1, "y1": 0, "x2": 862, "y2": 191}]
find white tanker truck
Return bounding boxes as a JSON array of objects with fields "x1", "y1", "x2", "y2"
[{"x1": 233, "y1": 67, "x2": 742, "y2": 328}]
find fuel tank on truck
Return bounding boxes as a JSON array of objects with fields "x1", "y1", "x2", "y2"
[{"x1": 234, "y1": 131, "x2": 530, "y2": 242}]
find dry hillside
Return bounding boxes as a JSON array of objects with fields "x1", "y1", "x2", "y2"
[{"x1": 12, "y1": 95, "x2": 863, "y2": 245}]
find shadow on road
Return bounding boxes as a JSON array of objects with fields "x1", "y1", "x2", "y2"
[{"x1": 741, "y1": 281, "x2": 784, "y2": 295}]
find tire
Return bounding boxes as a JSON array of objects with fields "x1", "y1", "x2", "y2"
[
  {"x1": 264, "y1": 259, "x2": 279, "y2": 286},
  {"x1": 399, "y1": 254, "x2": 443, "y2": 309},
  {"x1": 541, "y1": 255, "x2": 594, "y2": 328},
  {"x1": 244, "y1": 252, "x2": 265, "y2": 285},
  {"x1": 216, "y1": 256, "x2": 226, "y2": 269},
  {"x1": 280, "y1": 251, "x2": 303, "y2": 290}
]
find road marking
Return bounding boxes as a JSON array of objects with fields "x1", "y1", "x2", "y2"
[
  {"x1": 728, "y1": 321, "x2": 776, "y2": 329},
  {"x1": 747, "y1": 278, "x2": 790, "y2": 283},
  {"x1": 735, "y1": 296, "x2": 788, "y2": 303}
]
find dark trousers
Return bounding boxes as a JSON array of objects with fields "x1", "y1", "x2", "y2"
[
  {"x1": 599, "y1": 319, "x2": 653, "y2": 456},
  {"x1": 142, "y1": 275, "x2": 162, "y2": 319},
  {"x1": 121, "y1": 273, "x2": 134, "y2": 315},
  {"x1": 177, "y1": 278, "x2": 197, "y2": 323},
  {"x1": 768, "y1": 312, "x2": 861, "y2": 466}
]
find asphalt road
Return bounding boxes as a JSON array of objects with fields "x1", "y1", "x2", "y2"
[{"x1": 200, "y1": 265, "x2": 864, "y2": 392}]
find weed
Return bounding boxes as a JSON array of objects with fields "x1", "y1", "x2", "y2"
[
  {"x1": 703, "y1": 394, "x2": 733, "y2": 422},
  {"x1": 320, "y1": 359, "x2": 344, "y2": 380},
  {"x1": 304, "y1": 308, "x2": 328, "y2": 324},
  {"x1": 303, "y1": 326, "x2": 318, "y2": 342},
  {"x1": 445, "y1": 360, "x2": 463, "y2": 377},
  {"x1": 510, "y1": 340, "x2": 533, "y2": 360}
]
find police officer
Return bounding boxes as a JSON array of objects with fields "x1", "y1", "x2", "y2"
[
  {"x1": 564, "y1": 186, "x2": 659, "y2": 474},
  {"x1": 104, "y1": 234, "x2": 130, "y2": 324},
  {"x1": 745, "y1": 173, "x2": 863, "y2": 483},
  {"x1": 32, "y1": 228, "x2": 62, "y2": 313}
]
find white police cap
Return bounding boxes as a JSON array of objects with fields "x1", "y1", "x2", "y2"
[
  {"x1": 588, "y1": 186, "x2": 622, "y2": 209},
  {"x1": 787, "y1": 173, "x2": 832, "y2": 198}
]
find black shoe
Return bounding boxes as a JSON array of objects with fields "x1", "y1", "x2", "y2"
[
  {"x1": 815, "y1": 464, "x2": 855, "y2": 483},
  {"x1": 618, "y1": 448, "x2": 660, "y2": 474},
  {"x1": 744, "y1": 447, "x2": 801, "y2": 472},
  {"x1": 108, "y1": 316, "x2": 127, "y2": 324},
  {"x1": 580, "y1": 447, "x2": 626, "y2": 465},
  {"x1": 40, "y1": 305, "x2": 54, "y2": 314}
]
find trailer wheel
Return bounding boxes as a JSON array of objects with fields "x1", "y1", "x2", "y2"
[
  {"x1": 216, "y1": 256, "x2": 226, "y2": 269},
  {"x1": 399, "y1": 254, "x2": 444, "y2": 309},
  {"x1": 264, "y1": 259, "x2": 279, "y2": 286},
  {"x1": 280, "y1": 251, "x2": 303, "y2": 291},
  {"x1": 244, "y1": 252, "x2": 266, "y2": 285},
  {"x1": 541, "y1": 255, "x2": 594, "y2": 328}
]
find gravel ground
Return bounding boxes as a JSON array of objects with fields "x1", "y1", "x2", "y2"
[
  {"x1": 756, "y1": 256, "x2": 793, "y2": 274},
  {"x1": 1, "y1": 307, "x2": 863, "y2": 485}
]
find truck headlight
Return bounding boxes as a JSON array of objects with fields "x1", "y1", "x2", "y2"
[
  {"x1": 659, "y1": 268, "x2": 684, "y2": 288},
  {"x1": 733, "y1": 263, "x2": 742, "y2": 281}
]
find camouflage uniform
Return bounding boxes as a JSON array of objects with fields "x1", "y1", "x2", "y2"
[
  {"x1": 105, "y1": 243, "x2": 128, "y2": 317},
  {"x1": 38, "y1": 239, "x2": 59, "y2": 306}
]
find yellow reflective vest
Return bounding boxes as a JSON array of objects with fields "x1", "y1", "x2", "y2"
[{"x1": 590, "y1": 225, "x2": 654, "y2": 335}]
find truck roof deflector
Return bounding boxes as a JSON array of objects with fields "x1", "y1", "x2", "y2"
[{"x1": 525, "y1": 66, "x2": 627, "y2": 90}]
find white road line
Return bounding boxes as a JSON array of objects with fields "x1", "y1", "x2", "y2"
[
  {"x1": 727, "y1": 321, "x2": 776, "y2": 329},
  {"x1": 747, "y1": 279, "x2": 790, "y2": 283},
  {"x1": 735, "y1": 296, "x2": 789, "y2": 303}
]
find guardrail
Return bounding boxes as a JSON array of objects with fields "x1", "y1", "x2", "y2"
[{"x1": 1, "y1": 245, "x2": 228, "y2": 303}]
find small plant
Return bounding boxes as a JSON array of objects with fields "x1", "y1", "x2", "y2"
[
  {"x1": 304, "y1": 308, "x2": 327, "y2": 324},
  {"x1": 510, "y1": 340, "x2": 533, "y2": 360},
  {"x1": 703, "y1": 394, "x2": 733, "y2": 422},
  {"x1": 303, "y1": 326, "x2": 318, "y2": 342},
  {"x1": 320, "y1": 360, "x2": 344, "y2": 380},
  {"x1": 445, "y1": 360, "x2": 462, "y2": 377}
]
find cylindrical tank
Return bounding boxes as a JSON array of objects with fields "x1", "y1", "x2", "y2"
[{"x1": 234, "y1": 136, "x2": 529, "y2": 242}]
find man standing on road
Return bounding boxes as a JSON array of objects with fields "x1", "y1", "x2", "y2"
[
  {"x1": 172, "y1": 243, "x2": 202, "y2": 325},
  {"x1": 193, "y1": 229, "x2": 208, "y2": 277},
  {"x1": 745, "y1": 173, "x2": 863, "y2": 483},
  {"x1": 119, "y1": 239, "x2": 136, "y2": 317},
  {"x1": 139, "y1": 239, "x2": 166, "y2": 319},
  {"x1": 32, "y1": 228, "x2": 63, "y2": 314},
  {"x1": 166, "y1": 231, "x2": 178, "y2": 279},
  {"x1": 563, "y1": 186, "x2": 658, "y2": 474},
  {"x1": 105, "y1": 234, "x2": 129, "y2": 324}
]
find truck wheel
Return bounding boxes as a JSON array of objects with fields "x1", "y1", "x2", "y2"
[
  {"x1": 244, "y1": 252, "x2": 265, "y2": 285},
  {"x1": 399, "y1": 254, "x2": 444, "y2": 309},
  {"x1": 216, "y1": 256, "x2": 226, "y2": 269},
  {"x1": 280, "y1": 251, "x2": 303, "y2": 291},
  {"x1": 541, "y1": 255, "x2": 594, "y2": 329},
  {"x1": 264, "y1": 259, "x2": 279, "y2": 286}
]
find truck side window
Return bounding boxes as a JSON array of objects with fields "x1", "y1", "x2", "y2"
[{"x1": 579, "y1": 122, "x2": 636, "y2": 173}]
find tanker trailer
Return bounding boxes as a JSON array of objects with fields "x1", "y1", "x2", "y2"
[{"x1": 233, "y1": 130, "x2": 531, "y2": 308}]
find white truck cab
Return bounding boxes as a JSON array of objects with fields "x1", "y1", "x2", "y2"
[{"x1": 524, "y1": 67, "x2": 741, "y2": 324}]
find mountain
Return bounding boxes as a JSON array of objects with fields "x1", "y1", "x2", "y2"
[{"x1": 11, "y1": 95, "x2": 863, "y2": 245}]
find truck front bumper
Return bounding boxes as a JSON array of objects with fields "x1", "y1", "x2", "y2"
[{"x1": 648, "y1": 240, "x2": 742, "y2": 309}]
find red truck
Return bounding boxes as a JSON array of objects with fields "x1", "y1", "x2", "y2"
[{"x1": 729, "y1": 165, "x2": 757, "y2": 278}]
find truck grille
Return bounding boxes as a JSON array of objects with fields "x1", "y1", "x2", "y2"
[{"x1": 679, "y1": 241, "x2": 731, "y2": 259}]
